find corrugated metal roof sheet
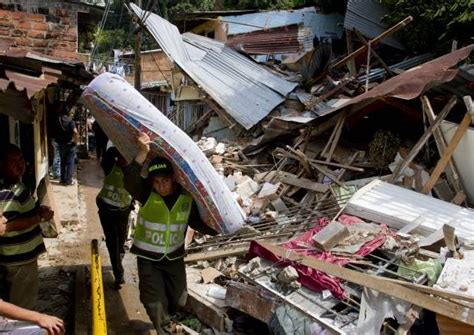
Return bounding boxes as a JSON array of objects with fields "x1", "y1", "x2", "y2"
[
  {"x1": 345, "y1": 180, "x2": 474, "y2": 241},
  {"x1": 226, "y1": 24, "x2": 313, "y2": 55},
  {"x1": 130, "y1": 3, "x2": 298, "y2": 130},
  {"x1": 222, "y1": 7, "x2": 344, "y2": 40},
  {"x1": 358, "y1": 53, "x2": 434, "y2": 83},
  {"x1": 312, "y1": 45, "x2": 474, "y2": 118},
  {"x1": 344, "y1": 0, "x2": 404, "y2": 50}
]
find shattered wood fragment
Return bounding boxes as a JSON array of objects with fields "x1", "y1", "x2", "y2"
[
  {"x1": 256, "y1": 241, "x2": 474, "y2": 325},
  {"x1": 312, "y1": 221, "x2": 350, "y2": 251},
  {"x1": 201, "y1": 267, "x2": 223, "y2": 284},
  {"x1": 225, "y1": 282, "x2": 275, "y2": 323}
]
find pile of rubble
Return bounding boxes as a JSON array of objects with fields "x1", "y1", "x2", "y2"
[
  {"x1": 127, "y1": 3, "x2": 474, "y2": 334},
  {"x1": 185, "y1": 55, "x2": 474, "y2": 335}
]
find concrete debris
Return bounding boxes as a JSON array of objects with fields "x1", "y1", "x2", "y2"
[
  {"x1": 312, "y1": 221, "x2": 350, "y2": 251},
  {"x1": 196, "y1": 137, "x2": 218, "y2": 156}
]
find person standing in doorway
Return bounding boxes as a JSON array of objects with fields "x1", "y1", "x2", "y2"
[
  {"x1": 96, "y1": 146, "x2": 132, "y2": 290},
  {"x1": 123, "y1": 133, "x2": 216, "y2": 333},
  {"x1": 55, "y1": 105, "x2": 78, "y2": 186},
  {"x1": 92, "y1": 121, "x2": 108, "y2": 161},
  {"x1": 0, "y1": 144, "x2": 54, "y2": 310}
]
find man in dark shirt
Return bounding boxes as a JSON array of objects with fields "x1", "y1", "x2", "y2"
[
  {"x1": 55, "y1": 107, "x2": 79, "y2": 186},
  {"x1": 123, "y1": 133, "x2": 216, "y2": 333}
]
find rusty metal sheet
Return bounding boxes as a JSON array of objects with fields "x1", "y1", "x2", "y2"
[
  {"x1": 226, "y1": 24, "x2": 312, "y2": 55},
  {"x1": 4, "y1": 70, "x2": 58, "y2": 98},
  {"x1": 317, "y1": 44, "x2": 474, "y2": 117}
]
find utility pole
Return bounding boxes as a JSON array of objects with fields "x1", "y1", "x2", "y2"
[{"x1": 134, "y1": 0, "x2": 142, "y2": 90}]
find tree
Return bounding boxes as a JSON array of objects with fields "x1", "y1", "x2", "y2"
[{"x1": 379, "y1": 0, "x2": 473, "y2": 53}]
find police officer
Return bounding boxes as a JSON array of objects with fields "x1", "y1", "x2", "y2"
[
  {"x1": 123, "y1": 133, "x2": 216, "y2": 332},
  {"x1": 96, "y1": 146, "x2": 132, "y2": 289}
]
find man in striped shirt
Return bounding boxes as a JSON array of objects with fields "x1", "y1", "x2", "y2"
[{"x1": 0, "y1": 144, "x2": 54, "y2": 310}]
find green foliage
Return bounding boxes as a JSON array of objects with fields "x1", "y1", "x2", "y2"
[
  {"x1": 379, "y1": 0, "x2": 473, "y2": 53},
  {"x1": 368, "y1": 130, "x2": 400, "y2": 169}
]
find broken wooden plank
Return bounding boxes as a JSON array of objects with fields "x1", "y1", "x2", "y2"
[
  {"x1": 256, "y1": 241, "x2": 474, "y2": 326},
  {"x1": 225, "y1": 282, "x2": 275, "y2": 323},
  {"x1": 422, "y1": 99, "x2": 474, "y2": 194},
  {"x1": 390, "y1": 96, "x2": 457, "y2": 183},
  {"x1": 437, "y1": 314, "x2": 474, "y2": 335},
  {"x1": 276, "y1": 171, "x2": 329, "y2": 193},
  {"x1": 184, "y1": 245, "x2": 250, "y2": 263}
]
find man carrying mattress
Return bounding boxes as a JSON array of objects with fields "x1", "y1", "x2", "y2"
[{"x1": 123, "y1": 133, "x2": 216, "y2": 333}]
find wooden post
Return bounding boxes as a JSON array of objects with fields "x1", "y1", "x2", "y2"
[
  {"x1": 330, "y1": 16, "x2": 413, "y2": 69},
  {"x1": 421, "y1": 96, "x2": 461, "y2": 191},
  {"x1": 134, "y1": 0, "x2": 143, "y2": 90},
  {"x1": 345, "y1": 30, "x2": 357, "y2": 76},
  {"x1": 390, "y1": 96, "x2": 456, "y2": 183},
  {"x1": 421, "y1": 97, "x2": 474, "y2": 194}
]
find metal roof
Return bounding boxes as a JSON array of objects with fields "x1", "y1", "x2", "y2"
[
  {"x1": 345, "y1": 180, "x2": 474, "y2": 241},
  {"x1": 221, "y1": 7, "x2": 344, "y2": 40},
  {"x1": 313, "y1": 45, "x2": 474, "y2": 118},
  {"x1": 225, "y1": 24, "x2": 313, "y2": 55},
  {"x1": 0, "y1": 48, "x2": 92, "y2": 122},
  {"x1": 358, "y1": 53, "x2": 434, "y2": 84},
  {"x1": 344, "y1": 0, "x2": 404, "y2": 50},
  {"x1": 130, "y1": 3, "x2": 298, "y2": 130}
]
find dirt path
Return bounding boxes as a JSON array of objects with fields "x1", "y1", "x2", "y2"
[{"x1": 39, "y1": 157, "x2": 155, "y2": 334}]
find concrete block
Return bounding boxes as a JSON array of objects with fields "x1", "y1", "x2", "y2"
[
  {"x1": 258, "y1": 182, "x2": 283, "y2": 201},
  {"x1": 312, "y1": 221, "x2": 350, "y2": 251}
]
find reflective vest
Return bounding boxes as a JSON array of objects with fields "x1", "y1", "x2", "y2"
[
  {"x1": 97, "y1": 164, "x2": 132, "y2": 209},
  {"x1": 132, "y1": 191, "x2": 192, "y2": 261}
]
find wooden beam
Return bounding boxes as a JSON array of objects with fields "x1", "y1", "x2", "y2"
[
  {"x1": 330, "y1": 16, "x2": 413, "y2": 69},
  {"x1": 256, "y1": 241, "x2": 474, "y2": 325},
  {"x1": 422, "y1": 98, "x2": 474, "y2": 194},
  {"x1": 421, "y1": 96, "x2": 461, "y2": 191},
  {"x1": 276, "y1": 171, "x2": 329, "y2": 193},
  {"x1": 353, "y1": 29, "x2": 392, "y2": 77},
  {"x1": 345, "y1": 30, "x2": 357, "y2": 76},
  {"x1": 225, "y1": 282, "x2": 275, "y2": 323},
  {"x1": 390, "y1": 96, "x2": 457, "y2": 183}
]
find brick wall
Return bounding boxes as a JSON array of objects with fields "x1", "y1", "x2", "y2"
[{"x1": 0, "y1": 1, "x2": 85, "y2": 59}]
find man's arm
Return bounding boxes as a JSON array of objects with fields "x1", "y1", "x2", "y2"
[
  {"x1": 0, "y1": 205, "x2": 53, "y2": 234},
  {"x1": 123, "y1": 133, "x2": 152, "y2": 204},
  {"x1": 0, "y1": 300, "x2": 64, "y2": 335}
]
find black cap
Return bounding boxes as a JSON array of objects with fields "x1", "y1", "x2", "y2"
[{"x1": 148, "y1": 157, "x2": 174, "y2": 177}]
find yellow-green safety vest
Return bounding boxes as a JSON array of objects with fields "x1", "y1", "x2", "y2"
[
  {"x1": 97, "y1": 164, "x2": 132, "y2": 209},
  {"x1": 132, "y1": 191, "x2": 192, "y2": 261}
]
